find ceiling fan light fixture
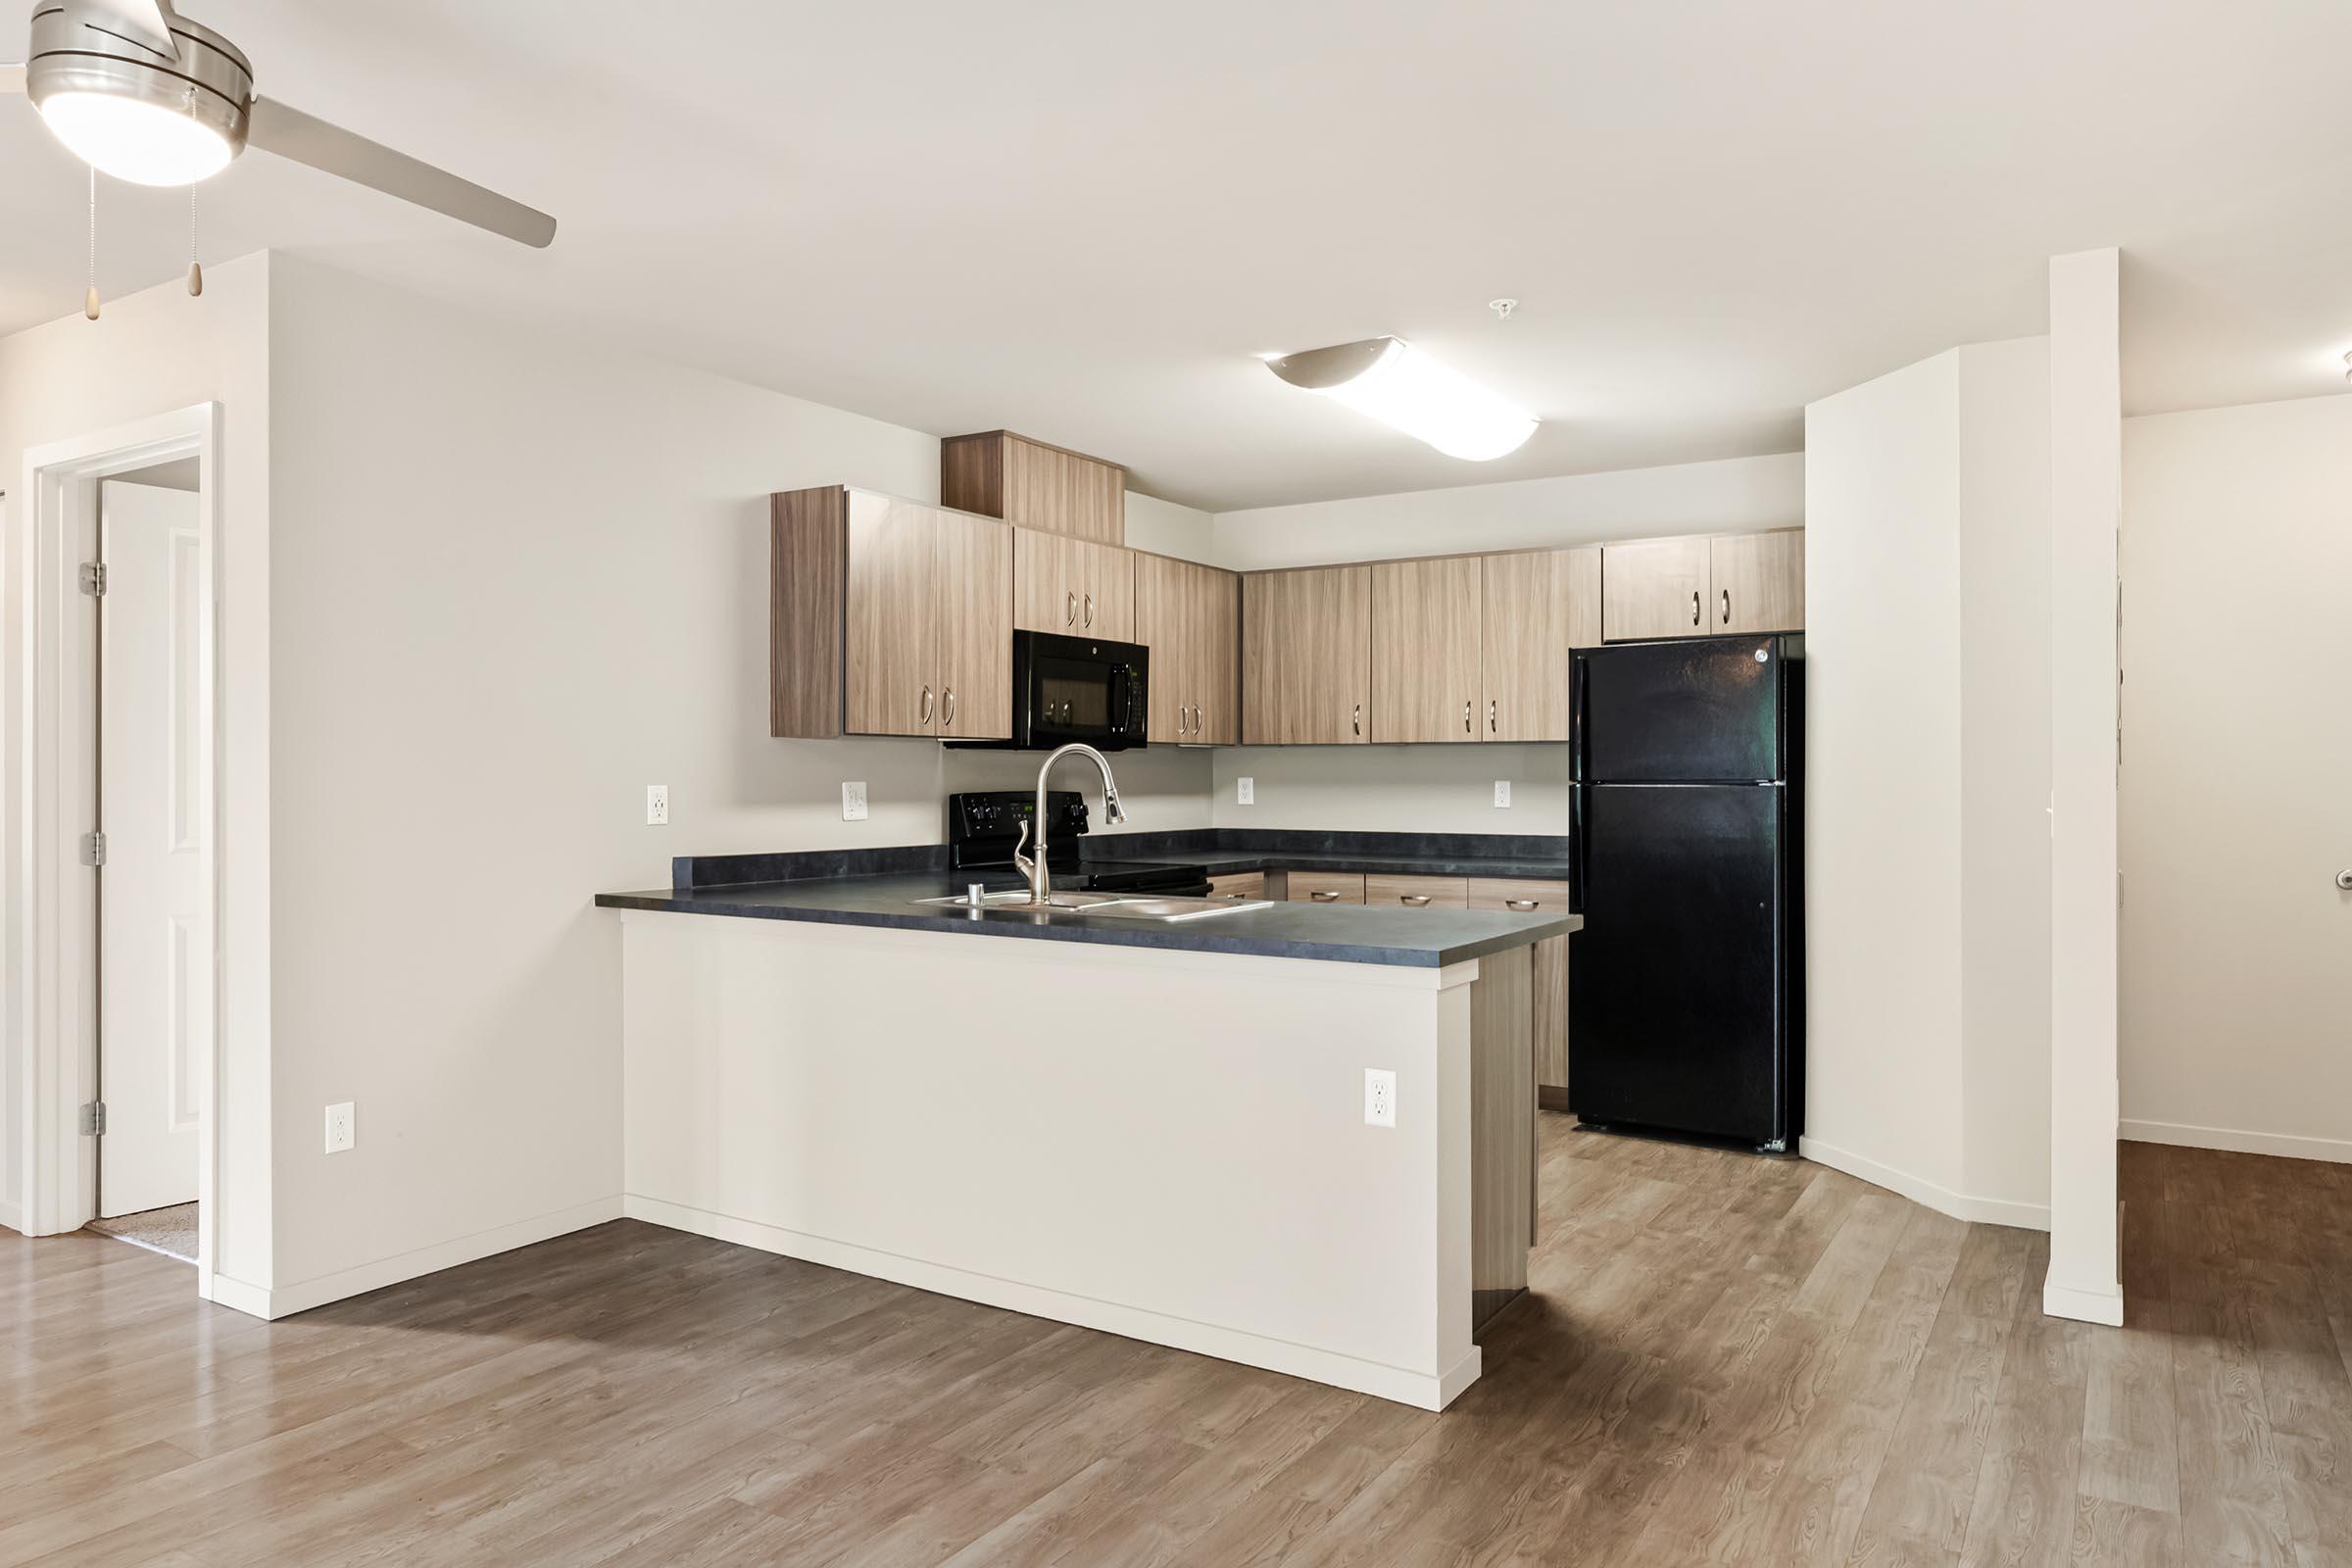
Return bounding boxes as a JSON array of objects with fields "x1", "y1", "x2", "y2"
[
  {"x1": 38, "y1": 90, "x2": 232, "y2": 184},
  {"x1": 1264, "y1": 336, "x2": 1538, "y2": 461}
]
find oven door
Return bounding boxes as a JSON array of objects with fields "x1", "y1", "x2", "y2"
[{"x1": 1015, "y1": 633, "x2": 1149, "y2": 751}]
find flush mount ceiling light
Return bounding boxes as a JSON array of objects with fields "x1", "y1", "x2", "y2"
[
  {"x1": 1263, "y1": 337, "x2": 1538, "y2": 461},
  {"x1": 2, "y1": 0, "x2": 555, "y2": 243}
]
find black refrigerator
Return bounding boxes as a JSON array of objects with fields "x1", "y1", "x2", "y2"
[{"x1": 1568, "y1": 634, "x2": 1802, "y2": 1152}]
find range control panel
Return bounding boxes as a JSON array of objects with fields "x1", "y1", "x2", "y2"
[{"x1": 948, "y1": 791, "x2": 1090, "y2": 869}]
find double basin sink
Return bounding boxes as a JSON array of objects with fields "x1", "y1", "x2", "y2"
[{"x1": 910, "y1": 890, "x2": 1273, "y2": 923}]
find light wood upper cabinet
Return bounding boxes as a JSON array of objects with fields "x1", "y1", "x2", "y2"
[
  {"x1": 1601, "y1": 536, "x2": 1712, "y2": 642},
  {"x1": 1013, "y1": 529, "x2": 1135, "y2": 642},
  {"x1": 771, "y1": 485, "x2": 1010, "y2": 740},
  {"x1": 1482, "y1": 547, "x2": 1598, "y2": 741},
  {"x1": 1710, "y1": 530, "x2": 1805, "y2": 635},
  {"x1": 1243, "y1": 565, "x2": 1371, "y2": 745},
  {"x1": 1372, "y1": 557, "x2": 1484, "y2": 743},
  {"x1": 941, "y1": 431, "x2": 1125, "y2": 545},
  {"x1": 1137, "y1": 554, "x2": 1239, "y2": 744}
]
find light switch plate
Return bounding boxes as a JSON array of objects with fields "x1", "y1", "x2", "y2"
[
  {"x1": 842, "y1": 781, "x2": 868, "y2": 821},
  {"x1": 645, "y1": 784, "x2": 669, "y2": 826},
  {"x1": 1237, "y1": 776, "x2": 1254, "y2": 806},
  {"x1": 324, "y1": 1102, "x2": 355, "y2": 1153},
  {"x1": 1494, "y1": 780, "x2": 1511, "y2": 808},
  {"x1": 1364, "y1": 1068, "x2": 1396, "y2": 1129}
]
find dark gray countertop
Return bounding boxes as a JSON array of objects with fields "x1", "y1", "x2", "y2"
[{"x1": 595, "y1": 870, "x2": 1579, "y2": 968}]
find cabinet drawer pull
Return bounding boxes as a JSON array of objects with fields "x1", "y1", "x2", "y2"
[
  {"x1": 919, "y1": 685, "x2": 934, "y2": 725},
  {"x1": 1084, "y1": 593, "x2": 1094, "y2": 628},
  {"x1": 943, "y1": 687, "x2": 956, "y2": 727},
  {"x1": 1310, "y1": 890, "x2": 1342, "y2": 903},
  {"x1": 1721, "y1": 589, "x2": 1731, "y2": 626},
  {"x1": 1399, "y1": 894, "x2": 1432, "y2": 906},
  {"x1": 1220, "y1": 892, "x2": 1248, "y2": 901},
  {"x1": 1691, "y1": 590, "x2": 1701, "y2": 627},
  {"x1": 1352, "y1": 703, "x2": 1361, "y2": 737},
  {"x1": 1066, "y1": 591, "x2": 1077, "y2": 626},
  {"x1": 1505, "y1": 898, "x2": 1540, "y2": 910}
]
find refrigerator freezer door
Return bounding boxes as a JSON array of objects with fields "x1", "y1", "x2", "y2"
[
  {"x1": 1568, "y1": 782, "x2": 1786, "y2": 1144},
  {"x1": 1575, "y1": 636, "x2": 1784, "y2": 784}
]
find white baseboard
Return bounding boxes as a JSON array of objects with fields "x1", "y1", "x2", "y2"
[
  {"x1": 623, "y1": 1194, "x2": 1469, "y2": 1411},
  {"x1": 2121, "y1": 1118, "x2": 2352, "y2": 1166},
  {"x1": 2043, "y1": 1280, "x2": 2125, "y2": 1326},
  {"x1": 208, "y1": 1196, "x2": 624, "y2": 1321},
  {"x1": 1797, "y1": 1137, "x2": 2051, "y2": 1231},
  {"x1": 0, "y1": 1198, "x2": 22, "y2": 1236}
]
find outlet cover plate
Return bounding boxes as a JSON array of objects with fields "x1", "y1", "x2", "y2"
[
  {"x1": 842, "y1": 781, "x2": 868, "y2": 821},
  {"x1": 1494, "y1": 780, "x2": 1511, "y2": 808},
  {"x1": 646, "y1": 784, "x2": 669, "y2": 826},
  {"x1": 1363, "y1": 1068, "x2": 1396, "y2": 1129},
  {"x1": 1237, "y1": 776, "x2": 1254, "y2": 806},
  {"x1": 324, "y1": 1102, "x2": 356, "y2": 1153}
]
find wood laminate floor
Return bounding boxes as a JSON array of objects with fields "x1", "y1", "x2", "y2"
[{"x1": 6, "y1": 1126, "x2": 2348, "y2": 1566}]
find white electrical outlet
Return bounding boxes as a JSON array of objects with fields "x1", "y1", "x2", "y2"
[
  {"x1": 1363, "y1": 1068, "x2": 1396, "y2": 1129},
  {"x1": 841, "y1": 781, "x2": 868, "y2": 821},
  {"x1": 1494, "y1": 779, "x2": 1511, "y2": 808},
  {"x1": 324, "y1": 1102, "x2": 356, "y2": 1153},
  {"x1": 645, "y1": 784, "x2": 669, "y2": 826},
  {"x1": 1237, "y1": 776, "x2": 1254, "y2": 806}
]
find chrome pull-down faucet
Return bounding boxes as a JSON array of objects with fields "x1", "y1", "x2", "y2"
[{"x1": 1012, "y1": 743, "x2": 1127, "y2": 906}]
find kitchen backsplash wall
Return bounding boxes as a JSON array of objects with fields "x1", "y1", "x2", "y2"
[{"x1": 1209, "y1": 744, "x2": 1573, "y2": 836}]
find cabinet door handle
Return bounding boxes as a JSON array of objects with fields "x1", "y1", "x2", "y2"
[
  {"x1": 1399, "y1": 894, "x2": 1432, "y2": 906},
  {"x1": 942, "y1": 687, "x2": 956, "y2": 728},
  {"x1": 919, "y1": 685, "x2": 934, "y2": 726},
  {"x1": 1505, "y1": 898, "x2": 1540, "y2": 911},
  {"x1": 1084, "y1": 594, "x2": 1094, "y2": 628},
  {"x1": 1352, "y1": 703, "x2": 1361, "y2": 737},
  {"x1": 1691, "y1": 590, "x2": 1701, "y2": 627},
  {"x1": 1310, "y1": 890, "x2": 1342, "y2": 903},
  {"x1": 1489, "y1": 699, "x2": 1497, "y2": 734},
  {"x1": 1721, "y1": 589, "x2": 1731, "y2": 626},
  {"x1": 1066, "y1": 591, "x2": 1077, "y2": 626},
  {"x1": 1464, "y1": 700, "x2": 1472, "y2": 734}
]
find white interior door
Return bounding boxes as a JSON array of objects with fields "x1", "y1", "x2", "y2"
[{"x1": 98, "y1": 480, "x2": 209, "y2": 1217}]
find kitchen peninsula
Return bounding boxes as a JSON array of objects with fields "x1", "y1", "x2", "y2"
[{"x1": 596, "y1": 846, "x2": 1578, "y2": 1411}]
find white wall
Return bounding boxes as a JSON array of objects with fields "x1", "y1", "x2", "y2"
[
  {"x1": 0, "y1": 257, "x2": 273, "y2": 1282},
  {"x1": 261, "y1": 257, "x2": 1212, "y2": 1301},
  {"x1": 1802, "y1": 338, "x2": 2053, "y2": 1229},
  {"x1": 2120, "y1": 393, "x2": 2352, "y2": 1164},
  {"x1": 1201, "y1": 453, "x2": 1804, "y2": 835}
]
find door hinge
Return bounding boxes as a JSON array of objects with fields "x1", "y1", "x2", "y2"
[
  {"x1": 80, "y1": 1101, "x2": 106, "y2": 1136},
  {"x1": 79, "y1": 830, "x2": 107, "y2": 867},
  {"x1": 78, "y1": 561, "x2": 107, "y2": 597}
]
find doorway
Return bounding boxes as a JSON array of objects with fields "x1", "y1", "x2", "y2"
[{"x1": 8, "y1": 405, "x2": 220, "y2": 1295}]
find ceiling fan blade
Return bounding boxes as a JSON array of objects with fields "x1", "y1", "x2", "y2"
[
  {"x1": 78, "y1": 0, "x2": 179, "y2": 57},
  {"x1": 247, "y1": 96, "x2": 557, "y2": 249},
  {"x1": 0, "y1": 63, "x2": 23, "y2": 93}
]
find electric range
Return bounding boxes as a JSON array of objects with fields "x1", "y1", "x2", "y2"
[{"x1": 947, "y1": 791, "x2": 1210, "y2": 896}]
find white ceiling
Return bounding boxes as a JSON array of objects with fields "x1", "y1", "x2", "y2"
[{"x1": 3, "y1": 1, "x2": 2349, "y2": 511}]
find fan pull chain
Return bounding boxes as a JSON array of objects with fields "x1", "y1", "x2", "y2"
[
  {"x1": 83, "y1": 166, "x2": 100, "y2": 320},
  {"x1": 187, "y1": 187, "x2": 203, "y2": 297}
]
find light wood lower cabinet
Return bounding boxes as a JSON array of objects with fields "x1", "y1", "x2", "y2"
[
  {"x1": 1366, "y1": 873, "x2": 1469, "y2": 908},
  {"x1": 1242, "y1": 565, "x2": 1371, "y2": 745},
  {"x1": 1206, "y1": 871, "x2": 1264, "y2": 902},
  {"x1": 1285, "y1": 871, "x2": 1366, "y2": 905},
  {"x1": 772, "y1": 486, "x2": 1012, "y2": 740},
  {"x1": 1136, "y1": 553, "x2": 1239, "y2": 744},
  {"x1": 1013, "y1": 528, "x2": 1135, "y2": 641},
  {"x1": 1468, "y1": 879, "x2": 1574, "y2": 1105}
]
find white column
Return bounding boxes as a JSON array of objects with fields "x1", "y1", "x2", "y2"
[{"x1": 2045, "y1": 248, "x2": 2123, "y2": 1325}]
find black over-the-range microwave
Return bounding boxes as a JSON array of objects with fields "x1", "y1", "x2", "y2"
[{"x1": 944, "y1": 631, "x2": 1150, "y2": 752}]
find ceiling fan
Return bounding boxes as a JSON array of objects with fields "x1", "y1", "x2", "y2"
[{"x1": 0, "y1": 0, "x2": 555, "y2": 247}]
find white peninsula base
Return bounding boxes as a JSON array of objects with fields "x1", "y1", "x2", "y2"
[{"x1": 616, "y1": 911, "x2": 1536, "y2": 1410}]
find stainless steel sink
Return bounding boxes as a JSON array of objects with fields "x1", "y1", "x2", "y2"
[
  {"x1": 1079, "y1": 896, "x2": 1273, "y2": 922},
  {"x1": 909, "y1": 890, "x2": 1131, "y2": 910}
]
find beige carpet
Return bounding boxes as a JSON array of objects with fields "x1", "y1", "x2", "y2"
[{"x1": 87, "y1": 1202, "x2": 197, "y2": 1263}]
